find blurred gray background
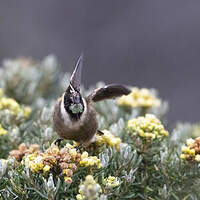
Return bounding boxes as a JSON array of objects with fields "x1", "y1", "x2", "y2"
[{"x1": 0, "y1": 1, "x2": 200, "y2": 125}]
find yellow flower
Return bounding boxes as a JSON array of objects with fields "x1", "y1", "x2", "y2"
[
  {"x1": 0, "y1": 97, "x2": 21, "y2": 115},
  {"x1": 180, "y1": 154, "x2": 186, "y2": 159},
  {"x1": 24, "y1": 154, "x2": 44, "y2": 172},
  {"x1": 85, "y1": 175, "x2": 96, "y2": 184},
  {"x1": 76, "y1": 175, "x2": 101, "y2": 200},
  {"x1": 0, "y1": 124, "x2": 7, "y2": 135},
  {"x1": 0, "y1": 89, "x2": 31, "y2": 118},
  {"x1": 43, "y1": 165, "x2": 51, "y2": 173},
  {"x1": 186, "y1": 138, "x2": 195, "y2": 146},
  {"x1": 180, "y1": 137, "x2": 200, "y2": 162},
  {"x1": 104, "y1": 176, "x2": 120, "y2": 188},
  {"x1": 51, "y1": 145, "x2": 59, "y2": 154},
  {"x1": 23, "y1": 107, "x2": 32, "y2": 118},
  {"x1": 20, "y1": 142, "x2": 102, "y2": 184},
  {"x1": 96, "y1": 130, "x2": 121, "y2": 150},
  {"x1": 118, "y1": 87, "x2": 161, "y2": 108},
  {"x1": 69, "y1": 148, "x2": 77, "y2": 158},
  {"x1": 81, "y1": 152, "x2": 88, "y2": 159},
  {"x1": 181, "y1": 146, "x2": 190, "y2": 154},
  {"x1": 127, "y1": 114, "x2": 168, "y2": 140},
  {"x1": 25, "y1": 154, "x2": 36, "y2": 163},
  {"x1": 76, "y1": 194, "x2": 85, "y2": 200},
  {"x1": 0, "y1": 96, "x2": 31, "y2": 119},
  {"x1": 65, "y1": 143, "x2": 75, "y2": 149},
  {"x1": 80, "y1": 153, "x2": 102, "y2": 168},
  {"x1": 63, "y1": 169, "x2": 73, "y2": 177},
  {"x1": 64, "y1": 176, "x2": 72, "y2": 184},
  {"x1": 195, "y1": 155, "x2": 200, "y2": 162}
]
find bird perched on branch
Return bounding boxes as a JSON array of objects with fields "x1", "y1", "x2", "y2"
[{"x1": 53, "y1": 55, "x2": 131, "y2": 146}]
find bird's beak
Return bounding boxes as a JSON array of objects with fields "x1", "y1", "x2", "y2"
[{"x1": 69, "y1": 54, "x2": 83, "y2": 92}]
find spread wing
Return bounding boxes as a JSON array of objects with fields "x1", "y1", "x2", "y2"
[{"x1": 87, "y1": 84, "x2": 131, "y2": 102}]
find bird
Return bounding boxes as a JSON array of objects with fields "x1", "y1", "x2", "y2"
[{"x1": 53, "y1": 55, "x2": 131, "y2": 146}]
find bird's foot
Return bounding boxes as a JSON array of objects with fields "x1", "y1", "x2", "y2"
[{"x1": 53, "y1": 138, "x2": 63, "y2": 147}]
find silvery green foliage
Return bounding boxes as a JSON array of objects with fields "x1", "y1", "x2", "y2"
[
  {"x1": 95, "y1": 98, "x2": 130, "y2": 130},
  {"x1": 1, "y1": 56, "x2": 200, "y2": 199},
  {"x1": 118, "y1": 143, "x2": 142, "y2": 177},
  {"x1": 0, "y1": 109, "x2": 26, "y2": 126},
  {"x1": 43, "y1": 175, "x2": 56, "y2": 200},
  {"x1": 99, "y1": 195, "x2": 108, "y2": 200},
  {"x1": 0, "y1": 55, "x2": 65, "y2": 105},
  {"x1": 0, "y1": 159, "x2": 7, "y2": 177},
  {"x1": 171, "y1": 123, "x2": 200, "y2": 145},
  {"x1": 38, "y1": 103, "x2": 57, "y2": 144},
  {"x1": 170, "y1": 123, "x2": 190, "y2": 145},
  {"x1": 146, "y1": 88, "x2": 168, "y2": 119},
  {"x1": 149, "y1": 101, "x2": 168, "y2": 119},
  {"x1": 99, "y1": 148, "x2": 114, "y2": 168},
  {"x1": 0, "y1": 109, "x2": 28, "y2": 158},
  {"x1": 24, "y1": 102, "x2": 57, "y2": 145},
  {"x1": 109, "y1": 118, "x2": 126, "y2": 137},
  {"x1": 79, "y1": 179, "x2": 102, "y2": 200},
  {"x1": 8, "y1": 127, "x2": 21, "y2": 145}
]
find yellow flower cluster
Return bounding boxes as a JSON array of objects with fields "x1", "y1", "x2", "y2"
[
  {"x1": 23, "y1": 144, "x2": 80, "y2": 184},
  {"x1": 95, "y1": 130, "x2": 121, "y2": 150},
  {"x1": 0, "y1": 88, "x2": 31, "y2": 118},
  {"x1": 80, "y1": 151, "x2": 102, "y2": 168},
  {"x1": 25, "y1": 154, "x2": 45, "y2": 172},
  {"x1": 103, "y1": 176, "x2": 120, "y2": 189},
  {"x1": 180, "y1": 137, "x2": 200, "y2": 162},
  {"x1": 76, "y1": 175, "x2": 102, "y2": 200},
  {"x1": 117, "y1": 87, "x2": 161, "y2": 108},
  {"x1": 0, "y1": 124, "x2": 7, "y2": 135},
  {"x1": 127, "y1": 114, "x2": 168, "y2": 140},
  {"x1": 11, "y1": 143, "x2": 102, "y2": 184}
]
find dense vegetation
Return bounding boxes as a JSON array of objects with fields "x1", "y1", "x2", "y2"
[{"x1": 0, "y1": 56, "x2": 199, "y2": 200}]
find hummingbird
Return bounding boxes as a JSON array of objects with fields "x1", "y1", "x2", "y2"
[{"x1": 53, "y1": 55, "x2": 131, "y2": 146}]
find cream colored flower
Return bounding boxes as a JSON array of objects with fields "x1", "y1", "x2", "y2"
[
  {"x1": 96, "y1": 130, "x2": 121, "y2": 150},
  {"x1": 180, "y1": 137, "x2": 200, "y2": 162},
  {"x1": 0, "y1": 88, "x2": 31, "y2": 118},
  {"x1": 80, "y1": 153, "x2": 102, "y2": 169},
  {"x1": 103, "y1": 176, "x2": 120, "y2": 188},
  {"x1": 118, "y1": 87, "x2": 161, "y2": 108},
  {"x1": 18, "y1": 142, "x2": 102, "y2": 184},
  {"x1": 43, "y1": 165, "x2": 51, "y2": 173},
  {"x1": 76, "y1": 175, "x2": 102, "y2": 200},
  {"x1": 0, "y1": 124, "x2": 7, "y2": 135},
  {"x1": 127, "y1": 114, "x2": 168, "y2": 140}
]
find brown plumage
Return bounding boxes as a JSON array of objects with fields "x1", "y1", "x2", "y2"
[
  {"x1": 53, "y1": 55, "x2": 131, "y2": 145},
  {"x1": 53, "y1": 97, "x2": 97, "y2": 144}
]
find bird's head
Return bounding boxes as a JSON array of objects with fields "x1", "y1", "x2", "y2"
[{"x1": 63, "y1": 55, "x2": 85, "y2": 120}]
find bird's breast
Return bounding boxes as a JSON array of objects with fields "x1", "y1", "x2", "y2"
[
  {"x1": 53, "y1": 96, "x2": 97, "y2": 143},
  {"x1": 60, "y1": 95, "x2": 88, "y2": 130}
]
